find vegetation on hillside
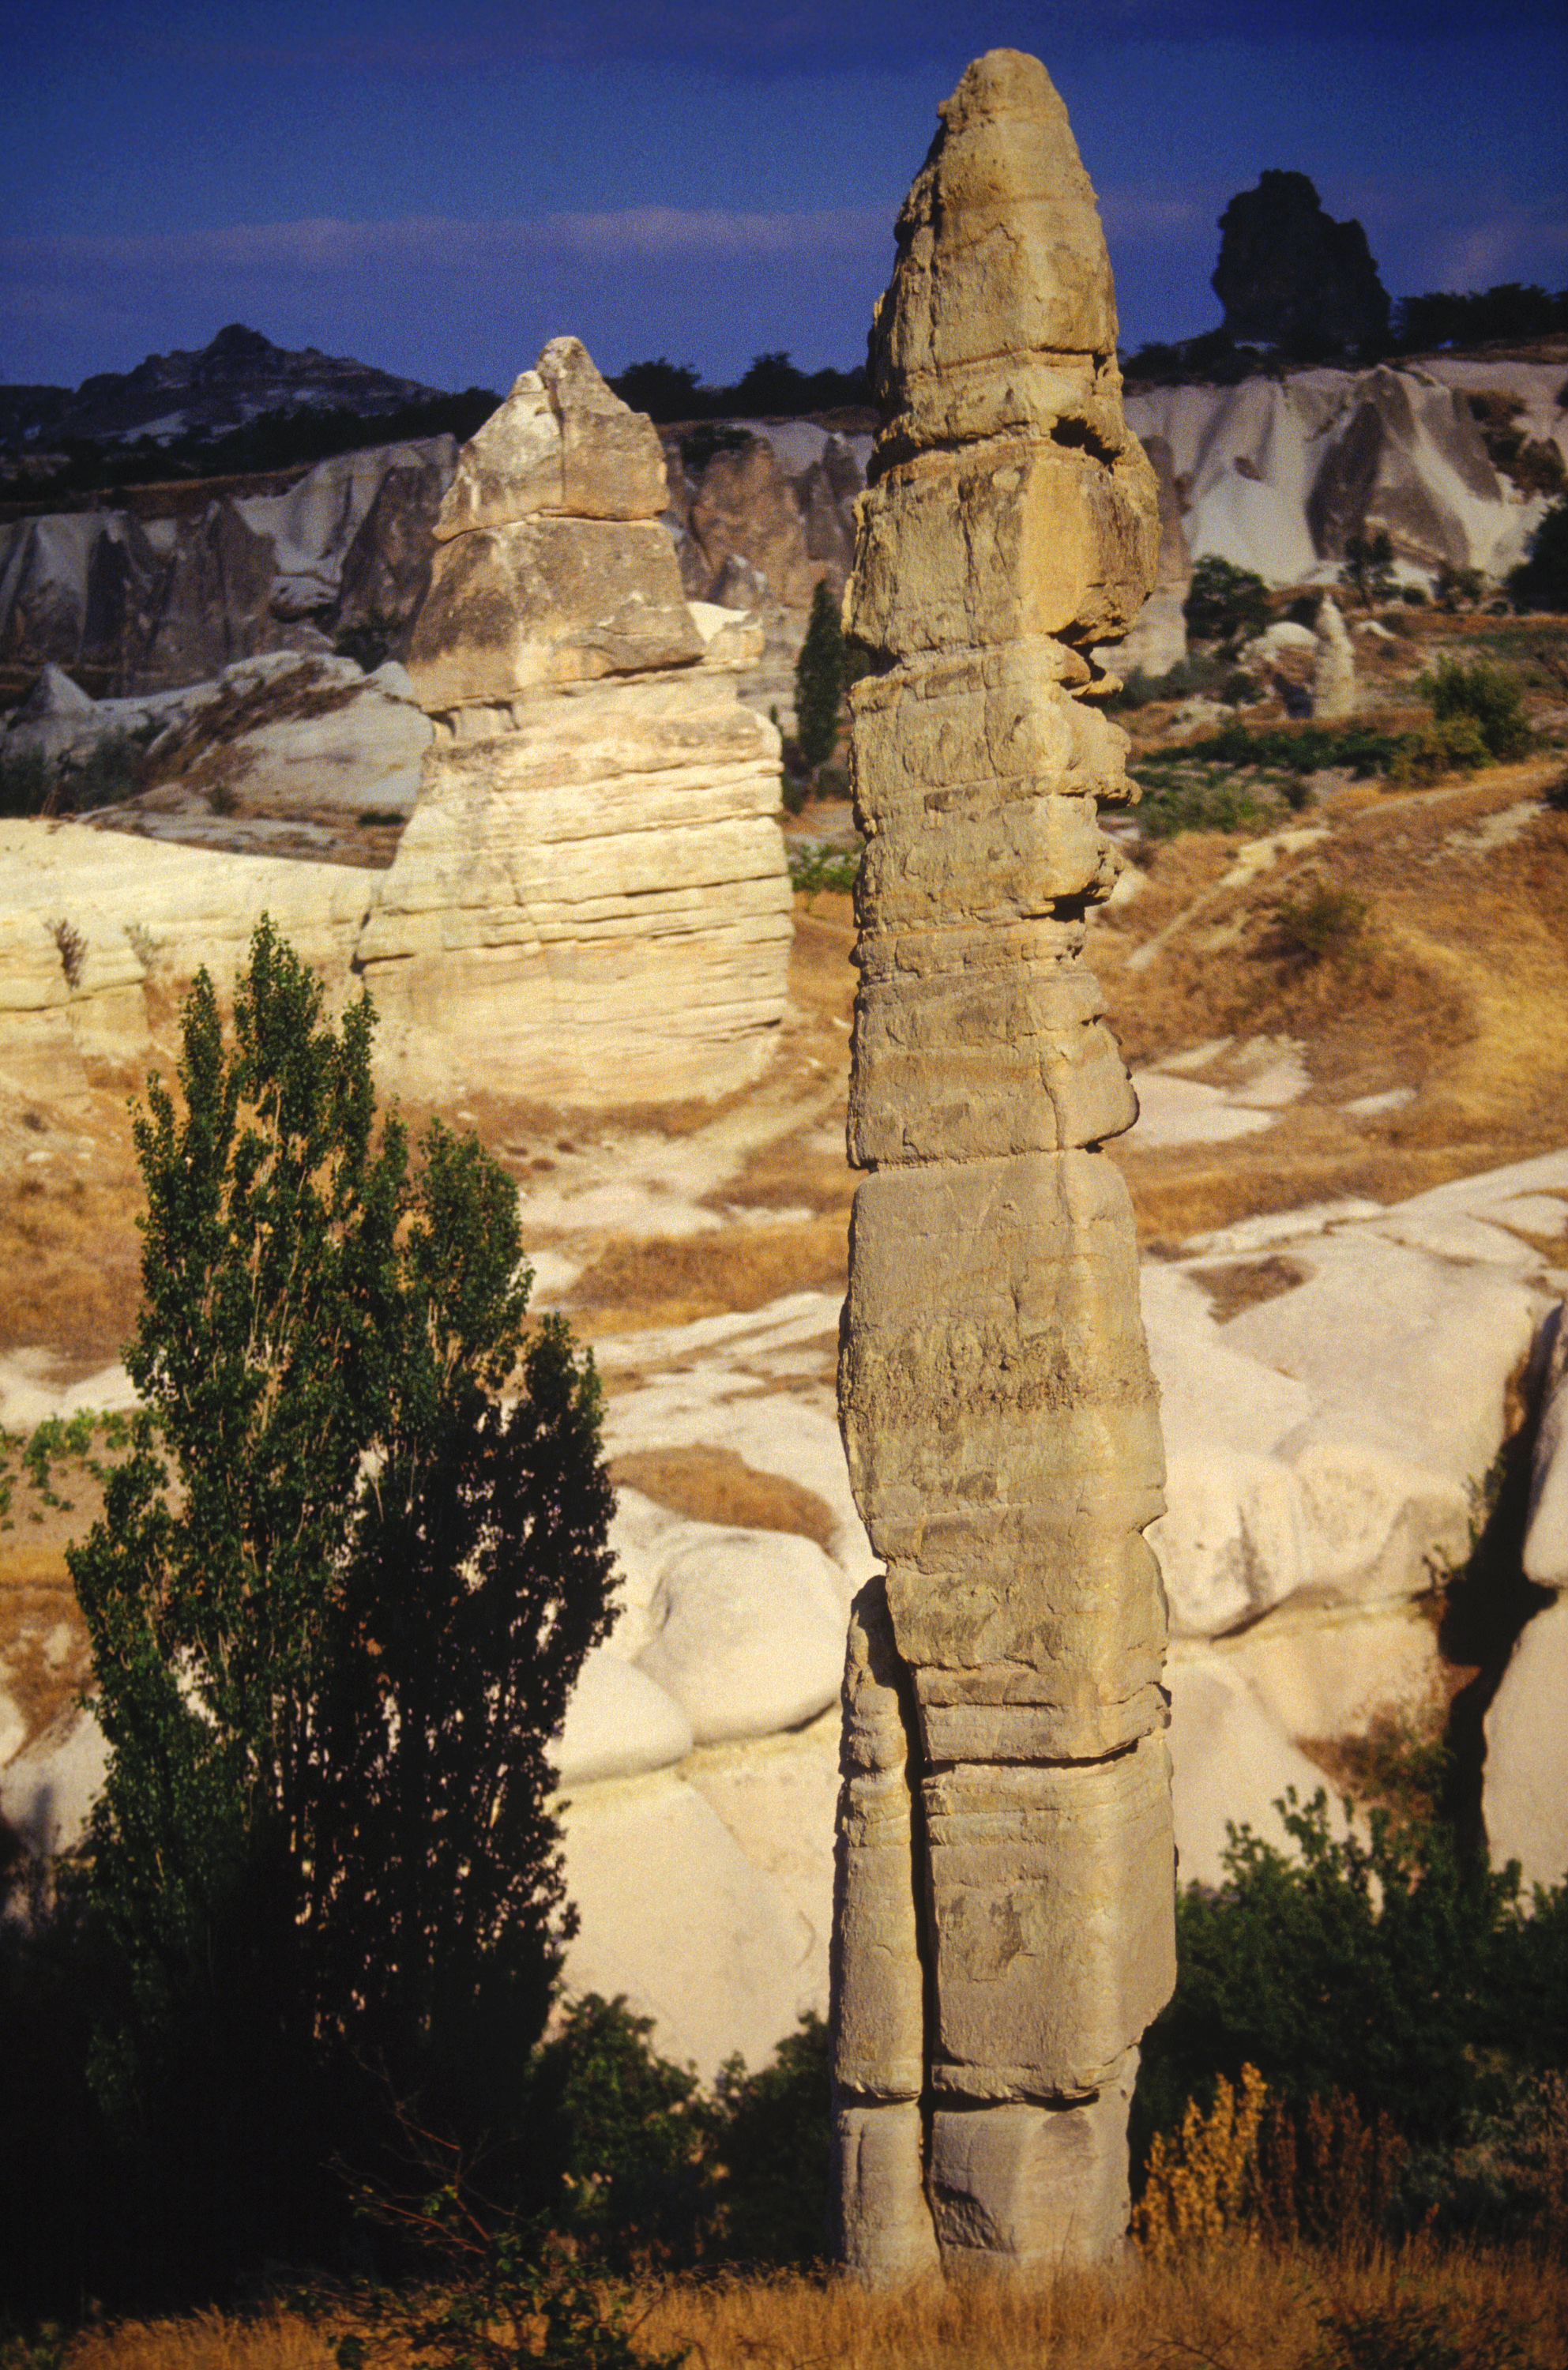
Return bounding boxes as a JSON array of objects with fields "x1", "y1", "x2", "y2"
[{"x1": 3, "y1": 389, "x2": 504, "y2": 506}]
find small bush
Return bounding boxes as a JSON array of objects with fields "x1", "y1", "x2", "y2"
[
  {"x1": 1389, "y1": 714, "x2": 1492, "y2": 787},
  {"x1": 1341, "y1": 529, "x2": 1396, "y2": 609},
  {"x1": 787, "y1": 843, "x2": 859, "y2": 895},
  {"x1": 0, "y1": 743, "x2": 51, "y2": 818},
  {"x1": 47, "y1": 917, "x2": 86, "y2": 989},
  {"x1": 333, "y1": 611, "x2": 403, "y2": 672},
  {"x1": 62, "y1": 729, "x2": 148, "y2": 809},
  {"x1": 1401, "y1": 585, "x2": 1429, "y2": 606},
  {"x1": 1184, "y1": 555, "x2": 1271, "y2": 646},
  {"x1": 1508, "y1": 495, "x2": 1568, "y2": 613},
  {"x1": 1422, "y1": 656, "x2": 1532, "y2": 758},
  {"x1": 1436, "y1": 560, "x2": 1486, "y2": 613},
  {"x1": 1273, "y1": 881, "x2": 1374, "y2": 964}
]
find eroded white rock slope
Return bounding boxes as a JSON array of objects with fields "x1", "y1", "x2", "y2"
[{"x1": 6, "y1": 1153, "x2": 1565, "y2": 2076}]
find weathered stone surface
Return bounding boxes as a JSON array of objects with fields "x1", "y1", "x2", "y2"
[
  {"x1": 363, "y1": 339, "x2": 791, "y2": 1105},
  {"x1": 407, "y1": 517, "x2": 702, "y2": 705},
  {"x1": 923, "y1": 1737, "x2": 1174, "y2": 2097},
  {"x1": 1483, "y1": 1596, "x2": 1568, "y2": 1891},
  {"x1": 830, "y1": 49, "x2": 1170, "y2": 2279},
  {"x1": 1312, "y1": 594, "x2": 1356, "y2": 719},
  {"x1": 832, "y1": 2101, "x2": 942, "y2": 2282},
  {"x1": 928, "y1": 2053, "x2": 1137, "y2": 2269},
  {"x1": 832, "y1": 1581, "x2": 927, "y2": 2102},
  {"x1": 436, "y1": 337, "x2": 667, "y2": 544}
]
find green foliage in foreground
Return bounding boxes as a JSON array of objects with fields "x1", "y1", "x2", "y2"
[
  {"x1": 1137, "y1": 1790, "x2": 1568, "y2": 2165},
  {"x1": 58, "y1": 917, "x2": 616, "y2": 2289}
]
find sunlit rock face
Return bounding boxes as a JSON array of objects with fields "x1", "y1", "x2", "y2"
[
  {"x1": 359, "y1": 338, "x2": 792, "y2": 1106},
  {"x1": 829, "y1": 48, "x2": 1174, "y2": 2280}
]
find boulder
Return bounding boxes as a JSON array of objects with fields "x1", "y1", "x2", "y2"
[
  {"x1": 1166, "y1": 1657, "x2": 1348, "y2": 1890},
  {"x1": 636, "y1": 1529, "x2": 846, "y2": 1745},
  {"x1": 1524, "y1": 1303, "x2": 1568, "y2": 1589},
  {"x1": 1483, "y1": 1597, "x2": 1568, "y2": 1890},
  {"x1": 553, "y1": 1647, "x2": 694, "y2": 1785},
  {"x1": 556, "y1": 1771, "x2": 817, "y2": 2078}
]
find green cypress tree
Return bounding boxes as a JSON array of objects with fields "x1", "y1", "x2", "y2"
[{"x1": 793, "y1": 577, "x2": 847, "y2": 777}]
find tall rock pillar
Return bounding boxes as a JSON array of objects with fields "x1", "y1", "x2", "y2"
[{"x1": 830, "y1": 50, "x2": 1175, "y2": 2278}]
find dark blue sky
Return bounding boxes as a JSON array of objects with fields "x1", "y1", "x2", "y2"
[{"x1": 2, "y1": 0, "x2": 1564, "y2": 396}]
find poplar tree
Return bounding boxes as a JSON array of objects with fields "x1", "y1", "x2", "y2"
[{"x1": 68, "y1": 917, "x2": 615, "y2": 2273}]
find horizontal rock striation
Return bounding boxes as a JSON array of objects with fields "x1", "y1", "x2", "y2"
[
  {"x1": 831, "y1": 50, "x2": 1174, "y2": 2278},
  {"x1": 358, "y1": 339, "x2": 792, "y2": 1104}
]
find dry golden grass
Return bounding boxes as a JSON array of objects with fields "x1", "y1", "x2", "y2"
[
  {"x1": 58, "y1": 2243, "x2": 1568, "y2": 2370},
  {"x1": 1097, "y1": 766, "x2": 1568, "y2": 1241},
  {"x1": 607, "y1": 1446, "x2": 838, "y2": 1548},
  {"x1": 570, "y1": 1216, "x2": 849, "y2": 1334}
]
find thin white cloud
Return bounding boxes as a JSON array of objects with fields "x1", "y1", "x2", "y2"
[{"x1": 0, "y1": 208, "x2": 893, "y2": 282}]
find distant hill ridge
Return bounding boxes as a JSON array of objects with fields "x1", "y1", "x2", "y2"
[{"x1": 0, "y1": 324, "x2": 446, "y2": 448}]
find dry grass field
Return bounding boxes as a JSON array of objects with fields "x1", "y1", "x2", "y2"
[{"x1": 45, "y1": 2239, "x2": 1568, "y2": 2370}]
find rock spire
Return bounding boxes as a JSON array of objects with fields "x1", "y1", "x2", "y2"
[
  {"x1": 830, "y1": 50, "x2": 1175, "y2": 2278},
  {"x1": 358, "y1": 337, "x2": 792, "y2": 1104}
]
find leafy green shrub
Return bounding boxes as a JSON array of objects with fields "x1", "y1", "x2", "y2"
[
  {"x1": 526, "y1": 1995, "x2": 713, "y2": 2270},
  {"x1": 713, "y1": 2013, "x2": 832, "y2": 2267},
  {"x1": 1135, "y1": 1790, "x2": 1568, "y2": 2170},
  {"x1": 1341, "y1": 529, "x2": 1396, "y2": 608},
  {"x1": 1135, "y1": 766, "x2": 1269, "y2": 839},
  {"x1": 1508, "y1": 496, "x2": 1568, "y2": 613},
  {"x1": 64, "y1": 728, "x2": 149, "y2": 809},
  {"x1": 1389, "y1": 714, "x2": 1491, "y2": 786},
  {"x1": 787, "y1": 843, "x2": 859, "y2": 894},
  {"x1": 1422, "y1": 656, "x2": 1532, "y2": 758},
  {"x1": 1183, "y1": 555, "x2": 1271, "y2": 646},
  {"x1": 1436, "y1": 560, "x2": 1486, "y2": 613},
  {"x1": 0, "y1": 743, "x2": 53, "y2": 818}
]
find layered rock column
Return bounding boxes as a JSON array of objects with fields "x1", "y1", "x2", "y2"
[
  {"x1": 830, "y1": 51, "x2": 1175, "y2": 2278},
  {"x1": 359, "y1": 338, "x2": 792, "y2": 1104}
]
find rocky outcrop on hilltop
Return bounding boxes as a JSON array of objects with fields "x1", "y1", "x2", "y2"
[
  {"x1": 356, "y1": 338, "x2": 792, "y2": 1105},
  {"x1": 831, "y1": 51, "x2": 1169, "y2": 2281},
  {"x1": 1213, "y1": 171, "x2": 1390, "y2": 355},
  {"x1": 3, "y1": 323, "x2": 442, "y2": 448}
]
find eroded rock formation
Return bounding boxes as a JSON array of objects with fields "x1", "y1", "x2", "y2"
[
  {"x1": 357, "y1": 338, "x2": 792, "y2": 1104},
  {"x1": 830, "y1": 50, "x2": 1175, "y2": 2278}
]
